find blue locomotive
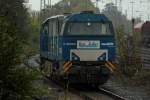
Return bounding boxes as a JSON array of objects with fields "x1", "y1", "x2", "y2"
[{"x1": 40, "y1": 11, "x2": 116, "y2": 86}]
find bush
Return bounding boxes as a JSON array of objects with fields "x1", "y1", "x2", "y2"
[
  {"x1": 0, "y1": 68, "x2": 35, "y2": 100},
  {"x1": 116, "y1": 27, "x2": 142, "y2": 77}
]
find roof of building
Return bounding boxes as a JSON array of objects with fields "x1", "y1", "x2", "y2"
[
  {"x1": 134, "y1": 22, "x2": 144, "y2": 29},
  {"x1": 134, "y1": 21, "x2": 150, "y2": 33}
]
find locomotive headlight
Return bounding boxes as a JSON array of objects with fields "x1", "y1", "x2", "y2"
[
  {"x1": 87, "y1": 22, "x2": 91, "y2": 26},
  {"x1": 72, "y1": 52, "x2": 80, "y2": 61},
  {"x1": 97, "y1": 52, "x2": 107, "y2": 61}
]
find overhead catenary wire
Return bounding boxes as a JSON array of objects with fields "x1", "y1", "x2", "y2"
[{"x1": 40, "y1": 0, "x2": 52, "y2": 22}]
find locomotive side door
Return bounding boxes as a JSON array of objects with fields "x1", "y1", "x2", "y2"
[
  {"x1": 48, "y1": 19, "x2": 59, "y2": 60},
  {"x1": 40, "y1": 23, "x2": 49, "y2": 58},
  {"x1": 48, "y1": 20, "x2": 53, "y2": 59},
  {"x1": 52, "y1": 20, "x2": 57, "y2": 59}
]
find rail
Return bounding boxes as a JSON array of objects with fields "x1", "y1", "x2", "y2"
[{"x1": 99, "y1": 88, "x2": 125, "y2": 100}]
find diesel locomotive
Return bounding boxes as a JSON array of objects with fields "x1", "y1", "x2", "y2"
[{"x1": 40, "y1": 11, "x2": 116, "y2": 86}]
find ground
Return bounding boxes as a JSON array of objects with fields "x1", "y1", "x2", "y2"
[{"x1": 27, "y1": 55, "x2": 150, "y2": 100}]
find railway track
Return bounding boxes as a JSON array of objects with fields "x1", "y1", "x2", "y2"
[
  {"x1": 44, "y1": 76, "x2": 94, "y2": 100},
  {"x1": 70, "y1": 85, "x2": 126, "y2": 100},
  {"x1": 141, "y1": 48, "x2": 150, "y2": 68},
  {"x1": 75, "y1": 87, "x2": 126, "y2": 100},
  {"x1": 44, "y1": 75, "x2": 125, "y2": 100},
  {"x1": 98, "y1": 88, "x2": 125, "y2": 100},
  {"x1": 24, "y1": 55, "x2": 125, "y2": 100}
]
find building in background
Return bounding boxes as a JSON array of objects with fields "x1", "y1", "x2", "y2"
[{"x1": 134, "y1": 21, "x2": 150, "y2": 48}]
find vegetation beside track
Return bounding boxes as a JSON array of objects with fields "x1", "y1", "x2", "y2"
[
  {"x1": 0, "y1": 0, "x2": 49, "y2": 99},
  {"x1": 115, "y1": 26, "x2": 150, "y2": 95},
  {"x1": 116, "y1": 26, "x2": 142, "y2": 77}
]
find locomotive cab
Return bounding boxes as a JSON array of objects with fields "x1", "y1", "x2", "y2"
[{"x1": 61, "y1": 20, "x2": 115, "y2": 62}]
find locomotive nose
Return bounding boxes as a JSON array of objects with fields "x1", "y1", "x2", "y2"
[
  {"x1": 70, "y1": 40, "x2": 108, "y2": 61},
  {"x1": 62, "y1": 36, "x2": 115, "y2": 61},
  {"x1": 70, "y1": 49, "x2": 108, "y2": 61}
]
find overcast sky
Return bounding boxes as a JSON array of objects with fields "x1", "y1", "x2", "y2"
[{"x1": 29, "y1": 0, "x2": 150, "y2": 21}]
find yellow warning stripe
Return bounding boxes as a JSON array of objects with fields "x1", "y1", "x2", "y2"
[
  {"x1": 105, "y1": 63, "x2": 114, "y2": 72},
  {"x1": 64, "y1": 63, "x2": 72, "y2": 73},
  {"x1": 63, "y1": 61, "x2": 71, "y2": 69},
  {"x1": 107, "y1": 61, "x2": 116, "y2": 70}
]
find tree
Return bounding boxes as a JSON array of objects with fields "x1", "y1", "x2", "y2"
[
  {"x1": 102, "y1": 3, "x2": 132, "y2": 34},
  {"x1": 102, "y1": 3, "x2": 142, "y2": 34},
  {"x1": 0, "y1": 0, "x2": 37, "y2": 99},
  {"x1": 40, "y1": 0, "x2": 99, "y2": 21},
  {"x1": 26, "y1": 15, "x2": 40, "y2": 55}
]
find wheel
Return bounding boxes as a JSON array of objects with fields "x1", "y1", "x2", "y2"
[
  {"x1": 92, "y1": 84, "x2": 100, "y2": 88},
  {"x1": 99, "y1": 75, "x2": 110, "y2": 85},
  {"x1": 40, "y1": 57, "x2": 45, "y2": 71}
]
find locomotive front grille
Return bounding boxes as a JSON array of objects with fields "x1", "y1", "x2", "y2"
[
  {"x1": 68, "y1": 66, "x2": 102, "y2": 84},
  {"x1": 70, "y1": 50, "x2": 108, "y2": 61}
]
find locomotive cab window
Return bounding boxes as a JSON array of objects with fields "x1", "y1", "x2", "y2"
[
  {"x1": 43, "y1": 25, "x2": 49, "y2": 36},
  {"x1": 65, "y1": 22, "x2": 112, "y2": 36}
]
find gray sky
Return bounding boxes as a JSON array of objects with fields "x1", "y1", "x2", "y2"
[
  {"x1": 29, "y1": 0, "x2": 150, "y2": 21},
  {"x1": 29, "y1": 0, "x2": 60, "y2": 10}
]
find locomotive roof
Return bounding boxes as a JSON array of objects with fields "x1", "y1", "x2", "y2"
[
  {"x1": 42, "y1": 15, "x2": 65, "y2": 24},
  {"x1": 42, "y1": 12, "x2": 111, "y2": 25},
  {"x1": 65, "y1": 11, "x2": 110, "y2": 23}
]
